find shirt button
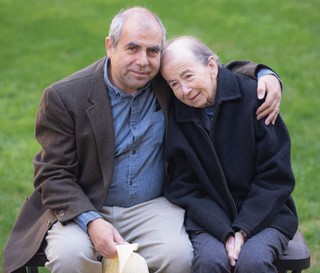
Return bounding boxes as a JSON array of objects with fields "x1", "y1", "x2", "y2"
[{"x1": 131, "y1": 150, "x2": 136, "y2": 154}]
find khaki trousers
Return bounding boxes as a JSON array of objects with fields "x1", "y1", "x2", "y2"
[{"x1": 45, "y1": 197, "x2": 193, "y2": 273}]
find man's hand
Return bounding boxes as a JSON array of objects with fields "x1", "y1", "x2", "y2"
[
  {"x1": 256, "y1": 74, "x2": 282, "y2": 125},
  {"x1": 225, "y1": 231, "x2": 245, "y2": 267},
  {"x1": 87, "y1": 218, "x2": 126, "y2": 258}
]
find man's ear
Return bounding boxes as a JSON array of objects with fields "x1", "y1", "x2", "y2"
[{"x1": 105, "y1": 37, "x2": 113, "y2": 56}]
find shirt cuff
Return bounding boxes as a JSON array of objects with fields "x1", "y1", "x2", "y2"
[
  {"x1": 74, "y1": 211, "x2": 102, "y2": 232},
  {"x1": 257, "y1": 68, "x2": 283, "y2": 90}
]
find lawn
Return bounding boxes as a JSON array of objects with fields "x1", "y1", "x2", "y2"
[{"x1": 1, "y1": 0, "x2": 319, "y2": 272}]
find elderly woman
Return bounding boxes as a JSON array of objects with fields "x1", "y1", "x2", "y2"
[{"x1": 161, "y1": 36, "x2": 298, "y2": 273}]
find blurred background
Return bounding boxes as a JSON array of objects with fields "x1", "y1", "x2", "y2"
[{"x1": 1, "y1": 0, "x2": 319, "y2": 271}]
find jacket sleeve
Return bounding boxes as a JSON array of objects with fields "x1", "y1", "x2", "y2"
[
  {"x1": 165, "y1": 149, "x2": 234, "y2": 243},
  {"x1": 224, "y1": 60, "x2": 279, "y2": 80},
  {"x1": 232, "y1": 115, "x2": 295, "y2": 237},
  {"x1": 33, "y1": 86, "x2": 96, "y2": 222}
]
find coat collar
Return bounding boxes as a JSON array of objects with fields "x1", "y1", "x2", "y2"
[
  {"x1": 152, "y1": 73, "x2": 171, "y2": 120},
  {"x1": 87, "y1": 57, "x2": 109, "y2": 104}
]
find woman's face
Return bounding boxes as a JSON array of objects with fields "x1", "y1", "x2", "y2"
[{"x1": 161, "y1": 48, "x2": 218, "y2": 108}]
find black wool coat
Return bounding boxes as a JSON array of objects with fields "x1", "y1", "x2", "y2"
[{"x1": 164, "y1": 67, "x2": 298, "y2": 243}]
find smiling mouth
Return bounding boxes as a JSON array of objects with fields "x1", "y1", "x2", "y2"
[
  {"x1": 132, "y1": 70, "x2": 149, "y2": 77},
  {"x1": 189, "y1": 93, "x2": 200, "y2": 101}
]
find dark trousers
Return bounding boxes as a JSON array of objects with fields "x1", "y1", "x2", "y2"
[{"x1": 190, "y1": 227, "x2": 289, "y2": 273}]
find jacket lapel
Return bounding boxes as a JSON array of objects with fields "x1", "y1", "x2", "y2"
[{"x1": 86, "y1": 58, "x2": 115, "y2": 190}]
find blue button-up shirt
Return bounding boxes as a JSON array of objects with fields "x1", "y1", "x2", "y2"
[
  {"x1": 103, "y1": 59, "x2": 165, "y2": 206},
  {"x1": 74, "y1": 58, "x2": 165, "y2": 231}
]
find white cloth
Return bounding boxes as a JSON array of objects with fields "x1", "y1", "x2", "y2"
[{"x1": 102, "y1": 243, "x2": 148, "y2": 273}]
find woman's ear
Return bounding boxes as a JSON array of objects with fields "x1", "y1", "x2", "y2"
[{"x1": 208, "y1": 56, "x2": 218, "y2": 79}]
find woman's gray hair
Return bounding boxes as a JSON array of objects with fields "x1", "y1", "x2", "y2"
[
  {"x1": 108, "y1": 7, "x2": 167, "y2": 48},
  {"x1": 163, "y1": 36, "x2": 221, "y2": 67}
]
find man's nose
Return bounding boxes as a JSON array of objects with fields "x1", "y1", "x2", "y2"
[{"x1": 136, "y1": 51, "x2": 149, "y2": 66}]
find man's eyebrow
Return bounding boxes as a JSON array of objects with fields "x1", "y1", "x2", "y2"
[
  {"x1": 148, "y1": 45, "x2": 161, "y2": 52},
  {"x1": 126, "y1": 42, "x2": 161, "y2": 52},
  {"x1": 126, "y1": 42, "x2": 140, "y2": 48}
]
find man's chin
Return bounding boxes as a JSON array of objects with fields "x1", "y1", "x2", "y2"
[{"x1": 132, "y1": 78, "x2": 150, "y2": 88}]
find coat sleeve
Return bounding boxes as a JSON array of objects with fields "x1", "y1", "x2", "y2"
[
  {"x1": 33, "y1": 86, "x2": 96, "y2": 222},
  {"x1": 165, "y1": 149, "x2": 234, "y2": 243},
  {"x1": 232, "y1": 115, "x2": 295, "y2": 237},
  {"x1": 224, "y1": 60, "x2": 279, "y2": 80}
]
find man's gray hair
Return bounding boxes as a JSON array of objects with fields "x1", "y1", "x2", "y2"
[{"x1": 108, "y1": 7, "x2": 167, "y2": 48}]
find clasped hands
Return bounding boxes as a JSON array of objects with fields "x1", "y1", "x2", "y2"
[{"x1": 225, "y1": 230, "x2": 247, "y2": 267}]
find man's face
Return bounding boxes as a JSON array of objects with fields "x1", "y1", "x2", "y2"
[{"x1": 106, "y1": 16, "x2": 163, "y2": 94}]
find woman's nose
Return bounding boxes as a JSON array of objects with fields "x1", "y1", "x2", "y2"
[{"x1": 181, "y1": 83, "x2": 191, "y2": 95}]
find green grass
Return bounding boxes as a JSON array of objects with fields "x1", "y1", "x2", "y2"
[{"x1": 1, "y1": 0, "x2": 319, "y2": 272}]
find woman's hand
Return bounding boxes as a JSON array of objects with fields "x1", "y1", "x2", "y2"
[{"x1": 225, "y1": 231, "x2": 246, "y2": 267}]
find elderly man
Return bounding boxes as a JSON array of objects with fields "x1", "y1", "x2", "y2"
[{"x1": 3, "y1": 7, "x2": 282, "y2": 273}]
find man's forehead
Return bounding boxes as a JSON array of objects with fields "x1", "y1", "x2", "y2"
[
  {"x1": 119, "y1": 20, "x2": 162, "y2": 46},
  {"x1": 124, "y1": 13, "x2": 162, "y2": 33},
  {"x1": 118, "y1": 30, "x2": 162, "y2": 49}
]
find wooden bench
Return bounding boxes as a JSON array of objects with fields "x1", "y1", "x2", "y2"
[{"x1": 15, "y1": 231, "x2": 310, "y2": 273}]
